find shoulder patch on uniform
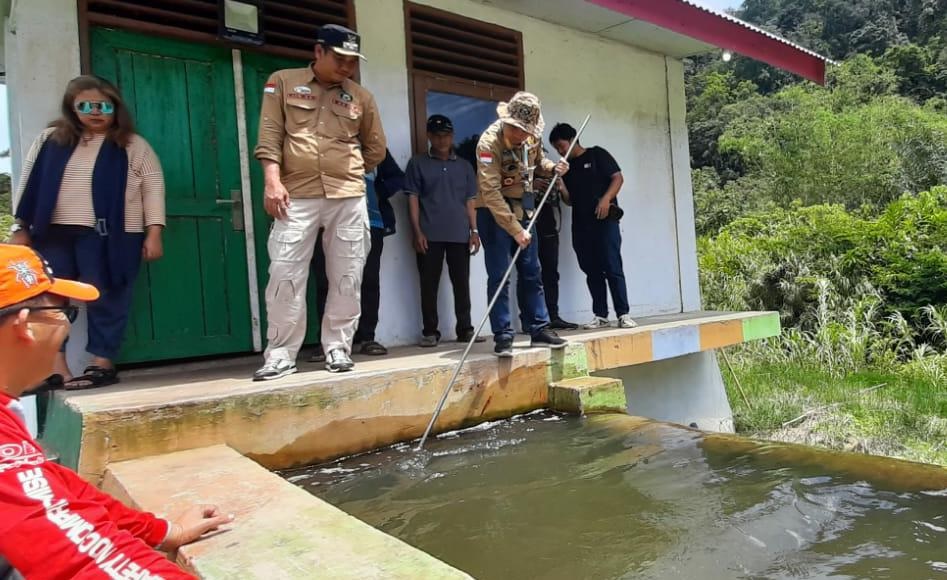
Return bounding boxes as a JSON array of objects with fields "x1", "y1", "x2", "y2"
[
  {"x1": 478, "y1": 151, "x2": 494, "y2": 164},
  {"x1": 264, "y1": 83, "x2": 277, "y2": 94}
]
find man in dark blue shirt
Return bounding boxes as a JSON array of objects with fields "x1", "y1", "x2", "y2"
[
  {"x1": 549, "y1": 123, "x2": 636, "y2": 329},
  {"x1": 405, "y1": 115, "x2": 483, "y2": 347}
]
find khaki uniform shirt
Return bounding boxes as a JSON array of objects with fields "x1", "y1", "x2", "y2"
[
  {"x1": 475, "y1": 120, "x2": 555, "y2": 236},
  {"x1": 254, "y1": 66, "x2": 387, "y2": 199}
]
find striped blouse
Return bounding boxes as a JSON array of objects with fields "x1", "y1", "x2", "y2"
[{"x1": 16, "y1": 128, "x2": 166, "y2": 232}]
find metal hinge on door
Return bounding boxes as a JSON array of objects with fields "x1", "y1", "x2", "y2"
[{"x1": 216, "y1": 190, "x2": 245, "y2": 231}]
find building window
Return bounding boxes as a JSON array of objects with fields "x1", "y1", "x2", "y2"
[{"x1": 405, "y1": 2, "x2": 524, "y2": 157}]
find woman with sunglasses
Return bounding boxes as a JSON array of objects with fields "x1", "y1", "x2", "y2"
[{"x1": 10, "y1": 75, "x2": 165, "y2": 390}]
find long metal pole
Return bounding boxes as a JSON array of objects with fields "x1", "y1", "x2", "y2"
[{"x1": 416, "y1": 114, "x2": 592, "y2": 451}]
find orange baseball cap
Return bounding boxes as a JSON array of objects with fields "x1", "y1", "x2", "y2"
[{"x1": 0, "y1": 244, "x2": 100, "y2": 309}]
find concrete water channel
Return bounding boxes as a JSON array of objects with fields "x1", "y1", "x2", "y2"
[
  {"x1": 35, "y1": 310, "x2": 947, "y2": 577},
  {"x1": 291, "y1": 412, "x2": 947, "y2": 579}
]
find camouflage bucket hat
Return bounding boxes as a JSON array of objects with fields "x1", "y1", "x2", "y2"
[{"x1": 497, "y1": 91, "x2": 545, "y2": 138}]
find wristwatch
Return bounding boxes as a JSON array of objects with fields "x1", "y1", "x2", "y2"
[{"x1": 470, "y1": 229, "x2": 479, "y2": 235}]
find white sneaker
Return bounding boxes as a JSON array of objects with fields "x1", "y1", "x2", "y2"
[
  {"x1": 618, "y1": 314, "x2": 638, "y2": 329},
  {"x1": 583, "y1": 316, "x2": 610, "y2": 329},
  {"x1": 325, "y1": 348, "x2": 355, "y2": 373},
  {"x1": 253, "y1": 358, "x2": 297, "y2": 381}
]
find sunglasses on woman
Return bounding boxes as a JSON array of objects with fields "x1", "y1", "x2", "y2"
[{"x1": 75, "y1": 101, "x2": 115, "y2": 115}]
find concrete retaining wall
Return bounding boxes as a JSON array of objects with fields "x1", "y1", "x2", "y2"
[
  {"x1": 43, "y1": 311, "x2": 780, "y2": 482},
  {"x1": 103, "y1": 445, "x2": 472, "y2": 579}
]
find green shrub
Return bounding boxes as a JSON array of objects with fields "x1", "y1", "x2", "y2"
[{"x1": 701, "y1": 187, "x2": 947, "y2": 370}]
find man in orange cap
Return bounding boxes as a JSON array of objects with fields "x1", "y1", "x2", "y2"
[{"x1": 0, "y1": 244, "x2": 232, "y2": 579}]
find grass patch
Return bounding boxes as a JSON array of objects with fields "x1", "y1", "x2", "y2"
[{"x1": 722, "y1": 356, "x2": 947, "y2": 466}]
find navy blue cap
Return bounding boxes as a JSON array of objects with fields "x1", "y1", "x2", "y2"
[
  {"x1": 317, "y1": 24, "x2": 366, "y2": 60},
  {"x1": 426, "y1": 114, "x2": 454, "y2": 134}
]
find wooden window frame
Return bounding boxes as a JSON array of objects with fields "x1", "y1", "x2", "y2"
[
  {"x1": 405, "y1": 2, "x2": 524, "y2": 154},
  {"x1": 410, "y1": 73, "x2": 518, "y2": 155},
  {"x1": 77, "y1": 0, "x2": 355, "y2": 73}
]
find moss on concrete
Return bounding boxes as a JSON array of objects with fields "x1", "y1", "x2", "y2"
[
  {"x1": 549, "y1": 376, "x2": 627, "y2": 415},
  {"x1": 547, "y1": 343, "x2": 590, "y2": 383}
]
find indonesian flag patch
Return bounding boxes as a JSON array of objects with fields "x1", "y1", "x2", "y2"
[
  {"x1": 264, "y1": 83, "x2": 277, "y2": 94},
  {"x1": 478, "y1": 151, "x2": 494, "y2": 165}
]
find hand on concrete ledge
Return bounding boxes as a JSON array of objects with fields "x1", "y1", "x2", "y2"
[{"x1": 161, "y1": 505, "x2": 235, "y2": 552}]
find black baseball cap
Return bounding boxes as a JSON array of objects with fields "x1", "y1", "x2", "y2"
[
  {"x1": 317, "y1": 24, "x2": 366, "y2": 61},
  {"x1": 426, "y1": 114, "x2": 454, "y2": 134}
]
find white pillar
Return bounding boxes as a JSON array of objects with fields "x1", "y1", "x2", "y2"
[
  {"x1": 665, "y1": 57, "x2": 702, "y2": 312},
  {"x1": 597, "y1": 352, "x2": 735, "y2": 433},
  {"x1": 6, "y1": 0, "x2": 81, "y2": 196}
]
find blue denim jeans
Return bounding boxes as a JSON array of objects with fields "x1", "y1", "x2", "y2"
[
  {"x1": 477, "y1": 208, "x2": 550, "y2": 342},
  {"x1": 33, "y1": 225, "x2": 143, "y2": 360}
]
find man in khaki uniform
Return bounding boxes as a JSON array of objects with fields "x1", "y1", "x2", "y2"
[
  {"x1": 475, "y1": 92, "x2": 569, "y2": 357},
  {"x1": 253, "y1": 24, "x2": 386, "y2": 379}
]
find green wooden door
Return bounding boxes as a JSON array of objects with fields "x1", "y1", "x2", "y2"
[
  {"x1": 92, "y1": 28, "x2": 254, "y2": 363},
  {"x1": 241, "y1": 52, "x2": 321, "y2": 345}
]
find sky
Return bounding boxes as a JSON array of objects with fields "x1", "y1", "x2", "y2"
[{"x1": 695, "y1": 0, "x2": 741, "y2": 12}]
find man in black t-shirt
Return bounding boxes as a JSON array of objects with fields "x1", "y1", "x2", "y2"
[
  {"x1": 549, "y1": 123, "x2": 636, "y2": 329},
  {"x1": 527, "y1": 174, "x2": 579, "y2": 332}
]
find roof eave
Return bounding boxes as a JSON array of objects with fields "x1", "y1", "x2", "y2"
[{"x1": 586, "y1": 0, "x2": 832, "y2": 85}]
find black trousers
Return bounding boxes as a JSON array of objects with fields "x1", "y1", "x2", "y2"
[
  {"x1": 536, "y1": 206, "x2": 561, "y2": 319},
  {"x1": 416, "y1": 241, "x2": 473, "y2": 338},
  {"x1": 314, "y1": 227, "x2": 385, "y2": 343}
]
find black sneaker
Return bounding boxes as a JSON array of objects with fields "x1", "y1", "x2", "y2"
[
  {"x1": 531, "y1": 328, "x2": 568, "y2": 349},
  {"x1": 325, "y1": 348, "x2": 355, "y2": 373},
  {"x1": 457, "y1": 331, "x2": 486, "y2": 343},
  {"x1": 253, "y1": 359, "x2": 297, "y2": 381},
  {"x1": 549, "y1": 317, "x2": 579, "y2": 331},
  {"x1": 308, "y1": 345, "x2": 326, "y2": 363},
  {"x1": 494, "y1": 338, "x2": 514, "y2": 358},
  {"x1": 358, "y1": 340, "x2": 388, "y2": 356}
]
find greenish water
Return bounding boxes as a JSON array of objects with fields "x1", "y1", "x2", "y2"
[{"x1": 284, "y1": 412, "x2": 947, "y2": 579}]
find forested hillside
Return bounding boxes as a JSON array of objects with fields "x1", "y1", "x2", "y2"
[{"x1": 690, "y1": 1, "x2": 947, "y2": 464}]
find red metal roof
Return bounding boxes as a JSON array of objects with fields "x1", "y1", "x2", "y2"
[{"x1": 586, "y1": 0, "x2": 833, "y2": 85}]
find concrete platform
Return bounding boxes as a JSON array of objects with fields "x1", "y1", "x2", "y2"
[
  {"x1": 102, "y1": 445, "x2": 471, "y2": 579},
  {"x1": 42, "y1": 310, "x2": 779, "y2": 482}
]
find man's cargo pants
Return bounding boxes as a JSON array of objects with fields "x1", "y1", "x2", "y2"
[{"x1": 263, "y1": 196, "x2": 369, "y2": 362}]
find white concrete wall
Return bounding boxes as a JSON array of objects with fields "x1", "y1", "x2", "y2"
[
  {"x1": 5, "y1": 0, "x2": 81, "y2": 196},
  {"x1": 357, "y1": 0, "x2": 688, "y2": 347},
  {"x1": 666, "y1": 57, "x2": 702, "y2": 312}
]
